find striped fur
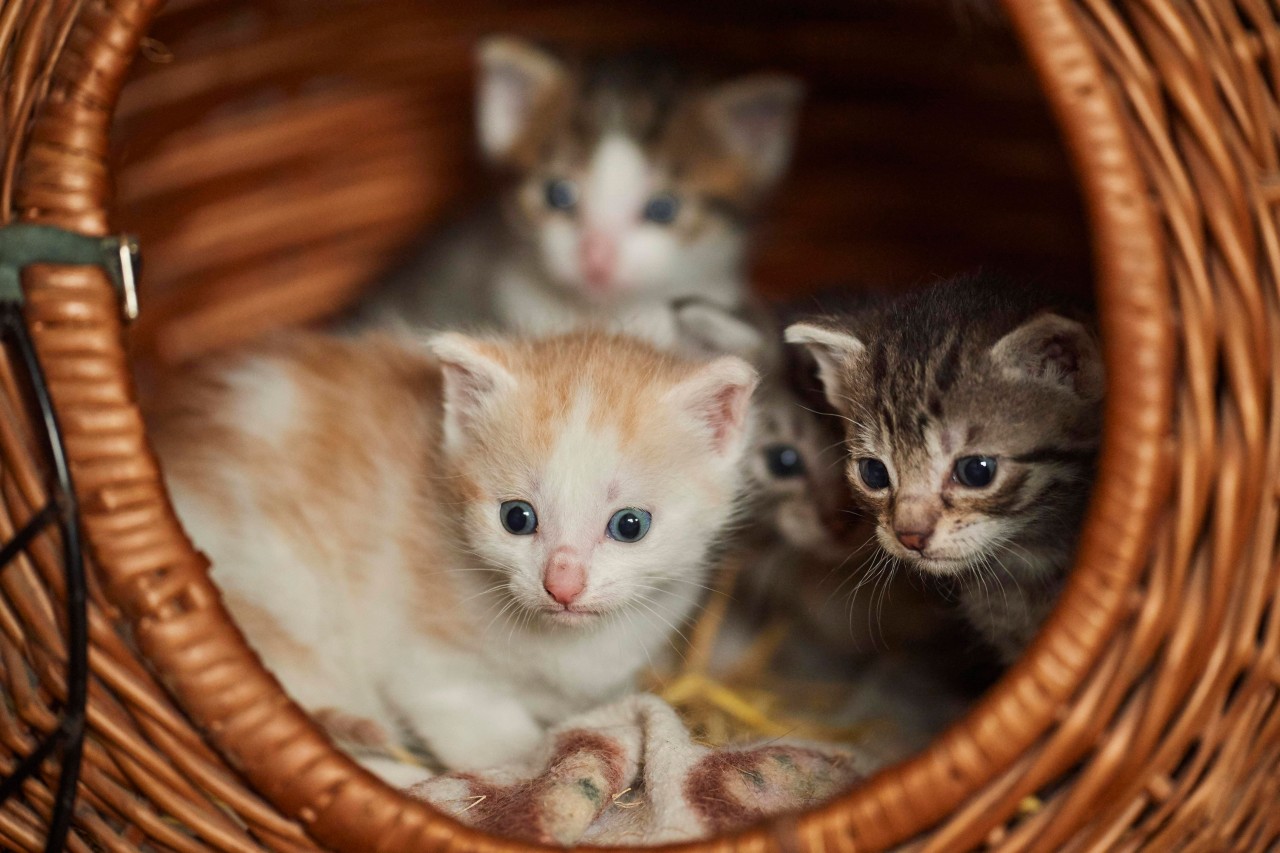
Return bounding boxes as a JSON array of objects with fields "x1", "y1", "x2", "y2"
[{"x1": 786, "y1": 275, "x2": 1104, "y2": 662}]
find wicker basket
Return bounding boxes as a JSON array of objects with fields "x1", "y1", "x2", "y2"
[{"x1": 1, "y1": 0, "x2": 1277, "y2": 850}]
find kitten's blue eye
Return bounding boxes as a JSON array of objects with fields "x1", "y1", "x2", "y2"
[
  {"x1": 642, "y1": 193, "x2": 680, "y2": 224},
  {"x1": 500, "y1": 500, "x2": 538, "y2": 535},
  {"x1": 607, "y1": 508, "x2": 651, "y2": 542},
  {"x1": 764, "y1": 445, "x2": 806, "y2": 478},
  {"x1": 955, "y1": 456, "x2": 997, "y2": 488},
  {"x1": 544, "y1": 179, "x2": 578, "y2": 212},
  {"x1": 857, "y1": 458, "x2": 890, "y2": 490}
]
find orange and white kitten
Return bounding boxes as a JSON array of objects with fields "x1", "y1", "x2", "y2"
[
  {"x1": 149, "y1": 331, "x2": 756, "y2": 777},
  {"x1": 353, "y1": 36, "x2": 802, "y2": 342}
]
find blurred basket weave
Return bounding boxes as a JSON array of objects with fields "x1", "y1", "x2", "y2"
[{"x1": 0, "y1": 0, "x2": 1277, "y2": 850}]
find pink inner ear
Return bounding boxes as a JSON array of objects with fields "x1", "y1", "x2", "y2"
[
  {"x1": 702, "y1": 383, "x2": 750, "y2": 452},
  {"x1": 731, "y1": 99, "x2": 786, "y2": 147},
  {"x1": 1039, "y1": 335, "x2": 1081, "y2": 387},
  {"x1": 442, "y1": 362, "x2": 493, "y2": 413}
]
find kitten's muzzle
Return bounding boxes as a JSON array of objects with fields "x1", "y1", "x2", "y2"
[
  {"x1": 894, "y1": 528, "x2": 932, "y2": 553},
  {"x1": 892, "y1": 500, "x2": 938, "y2": 553},
  {"x1": 579, "y1": 231, "x2": 617, "y2": 293},
  {"x1": 543, "y1": 549, "x2": 587, "y2": 606}
]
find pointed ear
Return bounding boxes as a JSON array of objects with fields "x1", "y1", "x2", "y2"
[
  {"x1": 672, "y1": 300, "x2": 768, "y2": 363},
  {"x1": 666, "y1": 356, "x2": 758, "y2": 457},
  {"x1": 702, "y1": 73, "x2": 804, "y2": 190},
  {"x1": 425, "y1": 332, "x2": 517, "y2": 452},
  {"x1": 989, "y1": 313, "x2": 1104, "y2": 401},
  {"x1": 475, "y1": 36, "x2": 568, "y2": 162},
  {"x1": 784, "y1": 322, "x2": 864, "y2": 405}
]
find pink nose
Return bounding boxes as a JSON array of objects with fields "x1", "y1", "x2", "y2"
[
  {"x1": 579, "y1": 232, "x2": 616, "y2": 290},
  {"x1": 543, "y1": 551, "x2": 587, "y2": 606},
  {"x1": 895, "y1": 529, "x2": 931, "y2": 552}
]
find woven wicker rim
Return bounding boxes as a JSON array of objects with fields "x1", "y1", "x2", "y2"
[{"x1": 6, "y1": 0, "x2": 1172, "y2": 849}]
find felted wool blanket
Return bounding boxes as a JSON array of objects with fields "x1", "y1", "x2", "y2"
[{"x1": 401, "y1": 693, "x2": 865, "y2": 846}]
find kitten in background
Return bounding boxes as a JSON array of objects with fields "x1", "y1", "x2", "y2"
[
  {"x1": 148, "y1": 330, "x2": 756, "y2": 782},
  {"x1": 786, "y1": 275, "x2": 1104, "y2": 662},
  {"x1": 352, "y1": 36, "x2": 803, "y2": 342},
  {"x1": 674, "y1": 300, "x2": 946, "y2": 660}
]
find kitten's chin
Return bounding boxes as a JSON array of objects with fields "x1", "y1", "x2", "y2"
[
  {"x1": 536, "y1": 605, "x2": 608, "y2": 628},
  {"x1": 880, "y1": 539, "x2": 972, "y2": 577},
  {"x1": 568, "y1": 275, "x2": 643, "y2": 304},
  {"x1": 902, "y1": 555, "x2": 973, "y2": 577},
  {"x1": 876, "y1": 530, "x2": 980, "y2": 577}
]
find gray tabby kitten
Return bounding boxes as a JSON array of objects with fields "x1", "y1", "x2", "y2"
[
  {"x1": 675, "y1": 300, "x2": 943, "y2": 658},
  {"x1": 785, "y1": 276, "x2": 1104, "y2": 662},
  {"x1": 674, "y1": 300, "x2": 863, "y2": 563},
  {"x1": 354, "y1": 36, "x2": 802, "y2": 341}
]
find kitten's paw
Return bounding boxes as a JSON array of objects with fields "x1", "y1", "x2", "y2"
[
  {"x1": 427, "y1": 710, "x2": 544, "y2": 772},
  {"x1": 359, "y1": 755, "x2": 434, "y2": 789}
]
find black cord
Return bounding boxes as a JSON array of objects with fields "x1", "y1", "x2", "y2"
[{"x1": 0, "y1": 304, "x2": 88, "y2": 853}]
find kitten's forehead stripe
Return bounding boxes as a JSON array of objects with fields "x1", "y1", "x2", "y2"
[
  {"x1": 914, "y1": 413, "x2": 930, "y2": 441},
  {"x1": 933, "y1": 334, "x2": 963, "y2": 392},
  {"x1": 879, "y1": 402, "x2": 896, "y2": 438},
  {"x1": 584, "y1": 134, "x2": 649, "y2": 228},
  {"x1": 871, "y1": 342, "x2": 888, "y2": 390}
]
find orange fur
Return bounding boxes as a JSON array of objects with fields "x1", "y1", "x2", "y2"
[{"x1": 148, "y1": 328, "x2": 756, "y2": 775}]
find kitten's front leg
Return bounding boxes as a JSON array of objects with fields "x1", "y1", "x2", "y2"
[{"x1": 393, "y1": 683, "x2": 545, "y2": 771}]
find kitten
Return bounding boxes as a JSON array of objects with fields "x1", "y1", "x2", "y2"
[
  {"x1": 675, "y1": 300, "x2": 862, "y2": 563},
  {"x1": 148, "y1": 330, "x2": 757, "y2": 777},
  {"x1": 353, "y1": 36, "x2": 803, "y2": 342},
  {"x1": 674, "y1": 300, "x2": 941, "y2": 658},
  {"x1": 785, "y1": 275, "x2": 1104, "y2": 662}
]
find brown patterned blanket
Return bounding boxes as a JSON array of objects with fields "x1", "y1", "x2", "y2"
[{"x1": 400, "y1": 693, "x2": 865, "y2": 846}]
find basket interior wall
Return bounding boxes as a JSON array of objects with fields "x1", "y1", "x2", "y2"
[{"x1": 110, "y1": 0, "x2": 1092, "y2": 368}]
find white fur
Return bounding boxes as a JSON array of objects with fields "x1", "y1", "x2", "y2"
[
  {"x1": 583, "y1": 134, "x2": 650, "y2": 231},
  {"x1": 490, "y1": 255, "x2": 741, "y2": 345},
  {"x1": 162, "y1": 336, "x2": 753, "y2": 777},
  {"x1": 533, "y1": 134, "x2": 746, "y2": 307}
]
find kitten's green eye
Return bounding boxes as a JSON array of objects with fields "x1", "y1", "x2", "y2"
[
  {"x1": 857, "y1": 458, "x2": 890, "y2": 490},
  {"x1": 764, "y1": 444, "x2": 806, "y2": 478},
  {"x1": 642, "y1": 193, "x2": 680, "y2": 224},
  {"x1": 607, "y1": 508, "x2": 651, "y2": 542},
  {"x1": 500, "y1": 500, "x2": 538, "y2": 535},
  {"x1": 955, "y1": 456, "x2": 997, "y2": 488},
  {"x1": 544, "y1": 179, "x2": 578, "y2": 212}
]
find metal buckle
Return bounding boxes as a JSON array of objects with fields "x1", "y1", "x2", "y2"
[
  {"x1": 115, "y1": 235, "x2": 141, "y2": 321},
  {"x1": 0, "y1": 223, "x2": 142, "y2": 322}
]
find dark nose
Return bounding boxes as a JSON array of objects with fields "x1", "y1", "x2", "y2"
[{"x1": 895, "y1": 529, "x2": 931, "y2": 552}]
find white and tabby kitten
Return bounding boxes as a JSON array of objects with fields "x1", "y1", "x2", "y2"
[
  {"x1": 786, "y1": 275, "x2": 1104, "y2": 662},
  {"x1": 354, "y1": 36, "x2": 803, "y2": 341}
]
